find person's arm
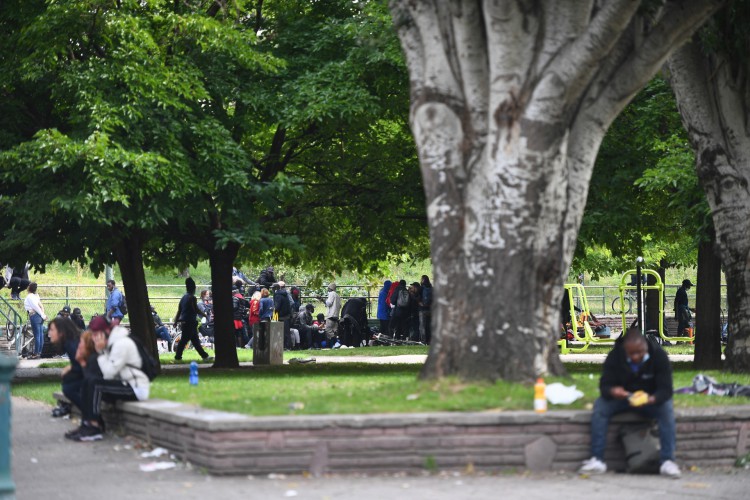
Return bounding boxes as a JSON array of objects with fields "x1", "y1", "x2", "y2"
[
  {"x1": 173, "y1": 300, "x2": 182, "y2": 324},
  {"x1": 191, "y1": 296, "x2": 204, "y2": 318},
  {"x1": 650, "y1": 349, "x2": 674, "y2": 405},
  {"x1": 599, "y1": 353, "x2": 626, "y2": 400},
  {"x1": 30, "y1": 296, "x2": 46, "y2": 319},
  {"x1": 325, "y1": 292, "x2": 333, "y2": 308},
  {"x1": 96, "y1": 335, "x2": 130, "y2": 379}
]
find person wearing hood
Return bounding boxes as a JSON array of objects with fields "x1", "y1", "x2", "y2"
[
  {"x1": 389, "y1": 280, "x2": 410, "y2": 340},
  {"x1": 64, "y1": 316, "x2": 150, "y2": 442},
  {"x1": 578, "y1": 328, "x2": 680, "y2": 478},
  {"x1": 377, "y1": 280, "x2": 392, "y2": 335},
  {"x1": 674, "y1": 279, "x2": 694, "y2": 337}
]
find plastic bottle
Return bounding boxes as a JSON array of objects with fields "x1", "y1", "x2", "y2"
[
  {"x1": 189, "y1": 361, "x2": 199, "y2": 386},
  {"x1": 534, "y1": 377, "x2": 547, "y2": 413}
]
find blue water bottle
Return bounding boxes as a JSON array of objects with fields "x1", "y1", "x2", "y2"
[{"x1": 189, "y1": 361, "x2": 199, "y2": 386}]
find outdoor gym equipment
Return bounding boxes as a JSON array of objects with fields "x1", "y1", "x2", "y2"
[
  {"x1": 617, "y1": 269, "x2": 692, "y2": 344},
  {"x1": 558, "y1": 283, "x2": 594, "y2": 355}
]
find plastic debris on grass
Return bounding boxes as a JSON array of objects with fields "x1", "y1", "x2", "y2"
[{"x1": 545, "y1": 383, "x2": 584, "y2": 405}]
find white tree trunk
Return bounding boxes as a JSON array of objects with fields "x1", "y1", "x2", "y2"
[
  {"x1": 667, "y1": 38, "x2": 750, "y2": 372},
  {"x1": 390, "y1": 0, "x2": 722, "y2": 381}
]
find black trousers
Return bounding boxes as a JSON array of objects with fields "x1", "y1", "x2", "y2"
[
  {"x1": 81, "y1": 377, "x2": 137, "y2": 422},
  {"x1": 175, "y1": 321, "x2": 209, "y2": 359},
  {"x1": 9, "y1": 277, "x2": 30, "y2": 296}
]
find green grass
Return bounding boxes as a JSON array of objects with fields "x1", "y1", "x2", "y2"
[{"x1": 13, "y1": 361, "x2": 750, "y2": 416}]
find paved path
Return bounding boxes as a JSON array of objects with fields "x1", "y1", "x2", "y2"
[
  {"x1": 12, "y1": 353, "x2": 699, "y2": 379},
  {"x1": 11, "y1": 397, "x2": 750, "y2": 500}
]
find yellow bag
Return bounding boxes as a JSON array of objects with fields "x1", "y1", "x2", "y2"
[{"x1": 273, "y1": 311, "x2": 279, "y2": 321}]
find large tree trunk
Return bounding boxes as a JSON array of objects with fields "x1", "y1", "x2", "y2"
[
  {"x1": 114, "y1": 234, "x2": 158, "y2": 366},
  {"x1": 208, "y1": 243, "x2": 240, "y2": 368},
  {"x1": 694, "y1": 233, "x2": 723, "y2": 369},
  {"x1": 667, "y1": 33, "x2": 750, "y2": 373},
  {"x1": 391, "y1": 0, "x2": 721, "y2": 381}
]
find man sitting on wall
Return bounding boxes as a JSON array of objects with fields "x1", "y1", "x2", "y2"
[{"x1": 578, "y1": 328, "x2": 680, "y2": 478}]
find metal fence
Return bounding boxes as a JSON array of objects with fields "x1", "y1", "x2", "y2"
[{"x1": 7, "y1": 282, "x2": 728, "y2": 324}]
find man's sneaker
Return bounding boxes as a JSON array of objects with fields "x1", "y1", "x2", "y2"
[
  {"x1": 660, "y1": 460, "x2": 681, "y2": 478},
  {"x1": 74, "y1": 424, "x2": 103, "y2": 442},
  {"x1": 64, "y1": 425, "x2": 83, "y2": 440},
  {"x1": 201, "y1": 356, "x2": 214, "y2": 363},
  {"x1": 578, "y1": 456, "x2": 607, "y2": 474}
]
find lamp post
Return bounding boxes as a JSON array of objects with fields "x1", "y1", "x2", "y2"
[{"x1": 0, "y1": 355, "x2": 18, "y2": 496}]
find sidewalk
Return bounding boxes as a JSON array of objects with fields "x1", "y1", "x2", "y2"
[
  {"x1": 12, "y1": 352, "x2": 699, "y2": 379},
  {"x1": 11, "y1": 397, "x2": 750, "y2": 500}
]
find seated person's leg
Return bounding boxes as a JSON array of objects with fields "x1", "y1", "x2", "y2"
[
  {"x1": 589, "y1": 397, "x2": 631, "y2": 461},
  {"x1": 62, "y1": 378, "x2": 84, "y2": 413}
]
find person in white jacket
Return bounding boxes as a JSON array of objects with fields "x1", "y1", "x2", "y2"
[
  {"x1": 23, "y1": 282, "x2": 47, "y2": 358},
  {"x1": 65, "y1": 315, "x2": 150, "y2": 442}
]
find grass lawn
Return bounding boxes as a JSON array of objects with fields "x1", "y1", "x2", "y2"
[{"x1": 14, "y1": 360, "x2": 750, "y2": 416}]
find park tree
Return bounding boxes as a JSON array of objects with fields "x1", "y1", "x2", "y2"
[
  {"x1": 667, "y1": 1, "x2": 750, "y2": 372},
  {"x1": 228, "y1": 0, "x2": 427, "y2": 275},
  {"x1": 0, "y1": 0, "x2": 281, "y2": 366},
  {"x1": 579, "y1": 76, "x2": 724, "y2": 369},
  {"x1": 389, "y1": 0, "x2": 723, "y2": 381}
]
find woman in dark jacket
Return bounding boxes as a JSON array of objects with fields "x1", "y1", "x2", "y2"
[{"x1": 47, "y1": 317, "x2": 83, "y2": 417}]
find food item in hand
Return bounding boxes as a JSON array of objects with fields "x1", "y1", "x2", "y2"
[{"x1": 628, "y1": 390, "x2": 649, "y2": 407}]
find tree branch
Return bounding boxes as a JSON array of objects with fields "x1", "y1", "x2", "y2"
[{"x1": 585, "y1": 0, "x2": 724, "y2": 130}]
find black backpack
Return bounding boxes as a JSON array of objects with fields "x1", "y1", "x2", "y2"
[
  {"x1": 397, "y1": 289, "x2": 410, "y2": 308},
  {"x1": 128, "y1": 334, "x2": 158, "y2": 381},
  {"x1": 119, "y1": 294, "x2": 128, "y2": 316}
]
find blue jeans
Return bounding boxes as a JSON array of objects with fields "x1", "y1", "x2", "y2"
[
  {"x1": 590, "y1": 397, "x2": 676, "y2": 463},
  {"x1": 30, "y1": 313, "x2": 45, "y2": 355},
  {"x1": 155, "y1": 325, "x2": 171, "y2": 343}
]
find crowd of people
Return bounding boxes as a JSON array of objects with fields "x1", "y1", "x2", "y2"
[
  {"x1": 219, "y1": 267, "x2": 434, "y2": 352},
  {"x1": 376, "y1": 276, "x2": 433, "y2": 344}
]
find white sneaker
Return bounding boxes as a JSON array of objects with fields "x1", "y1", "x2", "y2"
[
  {"x1": 578, "y1": 456, "x2": 607, "y2": 474},
  {"x1": 660, "y1": 460, "x2": 681, "y2": 478}
]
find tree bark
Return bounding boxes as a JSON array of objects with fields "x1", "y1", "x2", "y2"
[
  {"x1": 208, "y1": 243, "x2": 240, "y2": 368},
  {"x1": 114, "y1": 234, "x2": 158, "y2": 367},
  {"x1": 694, "y1": 234, "x2": 723, "y2": 369},
  {"x1": 667, "y1": 34, "x2": 750, "y2": 373},
  {"x1": 390, "y1": 0, "x2": 722, "y2": 381}
]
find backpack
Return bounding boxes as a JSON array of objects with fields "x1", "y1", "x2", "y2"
[
  {"x1": 128, "y1": 334, "x2": 158, "y2": 381},
  {"x1": 619, "y1": 423, "x2": 661, "y2": 473},
  {"x1": 119, "y1": 294, "x2": 128, "y2": 316},
  {"x1": 397, "y1": 289, "x2": 410, "y2": 308}
]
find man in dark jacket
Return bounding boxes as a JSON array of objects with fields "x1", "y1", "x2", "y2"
[
  {"x1": 389, "y1": 280, "x2": 409, "y2": 339},
  {"x1": 674, "y1": 279, "x2": 693, "y2": 336},
  {"x1": 578, "y1": 328, "x2": 680, "y2": 477},
  {"x1": 273, "y1": 281, "x2": 293, "y2": 349},
  {"x1": 257, "y1": 266, "x2": 277, "y2": 289}
]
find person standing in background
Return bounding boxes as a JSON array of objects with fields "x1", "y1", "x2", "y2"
[
  {"x1": 24, "y1": 282, "x2": 48, "y2": 358},
  {"x1": 105, "y1": 279, "x2": 124, "y2": 326},
  {"x1": 674, "y1": 279, "x2": 694, "y2": 337},
  {"x1": 376, "y1": 280, "x2": 392, "y2": 335}
]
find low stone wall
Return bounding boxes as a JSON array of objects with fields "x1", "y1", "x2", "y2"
[{"x1": 105, "y1": 399, "x2": 750, "y2": 476}]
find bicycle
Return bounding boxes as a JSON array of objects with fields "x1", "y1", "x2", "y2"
[
  {"x1": 6, "y1": 319, "x2": 36, "y2": 357},
  {"x1": 611, "y1": 290, "x2": 635, "y2": 314}
]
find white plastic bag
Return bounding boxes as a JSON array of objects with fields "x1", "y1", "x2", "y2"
[{"x1": 545, "y1": 382, "x2": 584, "y2": 405}]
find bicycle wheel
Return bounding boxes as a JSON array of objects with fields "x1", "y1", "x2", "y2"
[
  {"x1": 611, "y1": 296, "x2": 633, "y2": 314},
  {"x1": 5, "y1": 321, "x2": 15, "y2": 342},
  {"x1": 20, "y1": 325, "x2": 35, "y2": 356}
]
